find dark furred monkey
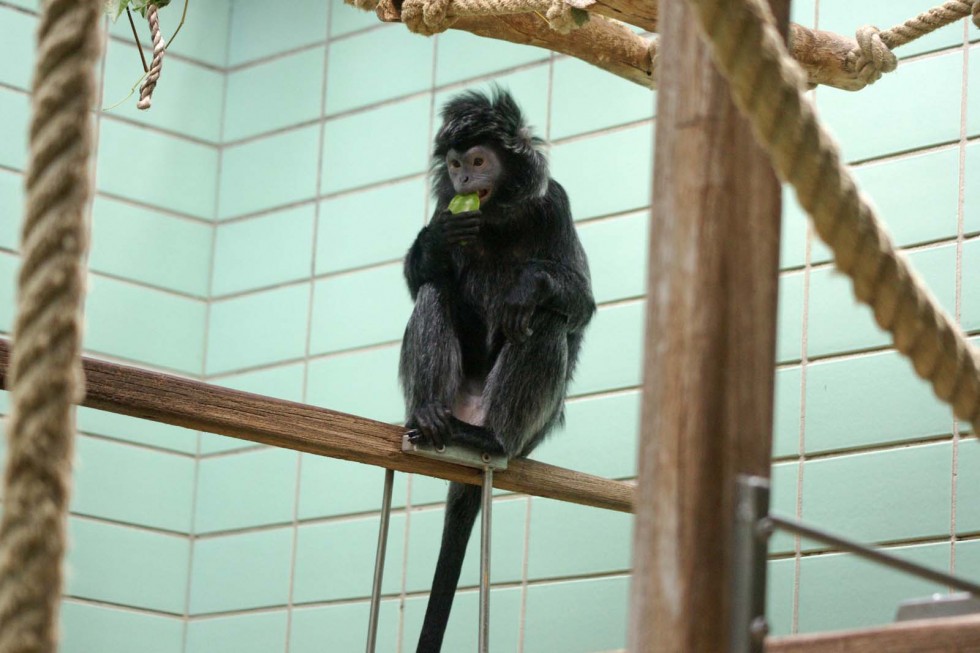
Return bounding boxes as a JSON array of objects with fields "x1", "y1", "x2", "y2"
[{"x1": 399, "y1": 88, "x2": 595, "y2": 651}]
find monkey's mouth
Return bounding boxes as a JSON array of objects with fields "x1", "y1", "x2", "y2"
[{"x1": 477, "y1": 188, "x2": 491, "y2": 204}]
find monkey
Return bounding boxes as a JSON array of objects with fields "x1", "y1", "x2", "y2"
[{"x1": 399, "y1": 87, "x2": 595, "y2": 652}]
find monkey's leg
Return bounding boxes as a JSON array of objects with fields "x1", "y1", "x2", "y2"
[
  {"x1": 400, "y1": 285, "x2": 463, "y2": 449},
  {"x1": 484, "y1": 311, "x2": 569, "y2": 457},
  {"x1": 417, "y1": 481, "x2": 482, "y2": 653}
]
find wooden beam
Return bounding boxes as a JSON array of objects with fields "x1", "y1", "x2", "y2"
[
  {"x1": 765, "y1": 614, "x2": 980, "y2": 652},
  {"x1": 0, "y1": 338, "x2": 634, "y2": 514},
  {"x1": 627, "y1": 0, "x2": 786, "y2": 650}
]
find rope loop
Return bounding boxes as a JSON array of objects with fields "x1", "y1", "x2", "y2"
[
  {"x1": 846, "y1": 25, "x2": 898, "y2": 86},
  {"x1": 136, "y1": 3, "x2": 164, "y2": 110},
  {"x1": 402, "y1": 0, "x2": 456, "y2": 34}
]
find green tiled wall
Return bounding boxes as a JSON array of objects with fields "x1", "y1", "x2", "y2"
[{"x1": 0, "y1": 0, "x2": 977, "y2": 650}]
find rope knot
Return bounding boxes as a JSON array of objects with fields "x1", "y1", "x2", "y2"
[
  {"x1": 846, "y1": 25, "x2": 898, "y2": 87},
  {"x1": 401, "y1": 0, "x2": 455, "y2": 34},
  {"x1": 545, "y1": 0, "x2": 576, "y2": 34}
]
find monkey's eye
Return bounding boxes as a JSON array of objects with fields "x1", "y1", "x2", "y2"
[
  {"x1": 450, "y1": 159, "x2": 461, "y2": 168},
  {"x1": 473, "y1": 157, "x2": 484, "y2": 167}
]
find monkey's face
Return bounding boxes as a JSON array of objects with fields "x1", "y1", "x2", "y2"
[{"x1": 446, "y1": 145, "x2": 502, "y2": 205}]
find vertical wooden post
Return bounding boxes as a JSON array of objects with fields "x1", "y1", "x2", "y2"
[{"x1": 629, "y1": 0, "x2": 790, "y2": 651}]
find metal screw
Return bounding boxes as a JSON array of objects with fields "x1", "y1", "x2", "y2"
[
  {"x1": 436, "y1": 445, "x2": 446, "y2": 453},
  {"x1": 756, "y1": 517, "x2": 775, "y2": 540},
  {"x1": 481, "y1": 452, "x2": 492, "y2": 464},
  {"x1": 750, "y1": 617, "x2": 769, "y2": 642}
]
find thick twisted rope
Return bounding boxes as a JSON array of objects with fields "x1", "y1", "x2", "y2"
[
  {"x1": 682, "y1": 0, "x2": 980, "y2": 435},
  {"x1": 137, "y1": 3, "x2": 163, "y2": 110},
  {"x1": 401, "y1": 0, "x2": 576, "y2": 34},
  {"x1": 847, "y1": 1, "x2": 980, "y2": 86},
  {"x1": 0, "y1": 0, "x2": 99, "y2": 650}
]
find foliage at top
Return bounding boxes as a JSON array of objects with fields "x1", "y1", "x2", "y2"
[{"x1": 105, "y1": 0, "x2": 171, "y2": 20}]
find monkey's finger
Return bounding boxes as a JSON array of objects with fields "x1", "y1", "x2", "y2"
[{"x1": 518, "y1": 309, "x2": 534, "y2": 338}]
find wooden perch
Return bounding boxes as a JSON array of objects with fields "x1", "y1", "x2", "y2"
[
  {"x1": 766, "y1": 613, "x2": 980, "y2": 652},
  {"x1": 0, "y1": 338, "x2": 634, "y2": 514},
  {"x1": 357, "y1": 0, "x2": 875, "y2": 92}
]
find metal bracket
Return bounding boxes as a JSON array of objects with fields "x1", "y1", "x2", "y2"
[
  {"x1": 401, "y1": 433, "x2": 508, "y2": 470},
  {"x1": 896, "y1": 593, "x2": 980, "y2": 622},
  {"x1": 731, "y1": 475, "x2": 772, "y2": 653}
]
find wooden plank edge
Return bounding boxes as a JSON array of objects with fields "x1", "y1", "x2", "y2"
[
  {"x1": 0, "y1": 338, "x2": 634, "y2": 513},
  {"x1": 765, "y1": 613, "x2": 980, "y2": 652}
]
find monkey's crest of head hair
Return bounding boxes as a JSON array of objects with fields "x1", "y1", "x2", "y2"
[{"x1": 433, "y1": 86, "x2": 549, "y2": 203}]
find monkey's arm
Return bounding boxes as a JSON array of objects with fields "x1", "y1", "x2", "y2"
[
  {"x1": 404, "y1": 209, "x2": 483, "y2": 299},
  {"x1": 523, "y1": 260, "x2": 596, "y2": 329}
]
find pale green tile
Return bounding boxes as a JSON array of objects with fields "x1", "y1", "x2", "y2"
[
  {"x1": 206, "y1": 283, "x2": 310, "y2": 374},
  {"x1": 306, "y1": 345, "x2": 403, "y2": 423},
  {"x1": 317, "y1": 177, "x2": 426, "y2": 274},
  {"x1": 551, "y1": 123, "x2": 653, "y2": 221},
  {"x1": 0, "y1": 168, "x2": 23, "y2": 250},
  {"x1": 773, "y1": 366, "x2": 801, "y2": 458},
  {"x1": 293, "y1": 514, "x2": 405, "y2": 602},
  {"x1": 955, "y1": 440, "x2": 980, "y2": 532},
  {"x1": 190, "y1": 528, "x2": 293, "y2": 614},
  {"x1": 186, "y1": 611, "x2": 288, "y2": 653},
  {"x1": 0, "y1": 251, "x2": 17, "y2": 335},
  {"x1": 61, "y1": 601, "x2": 183, "y2": 653},
  {"x1": 0, "y1": 87, "x2": 29, "y2": 171},
  {"x1": 964, "y1": 239, "x2": 980, "y2": 333},
  {"x1": 777, "y1": 271, "x2": 804, "y2": 363},
  {"x1": 299, "y1": 456, "x2": 409, "y2": 520},
  {"x1": 781, "y1": 185, "x2": 808, "y2": 270},
  {"x1": 806, "y1": 351, "x2": 955, "y2": 452},
  {"x1": 97, "y1": 119, "x2": 219, "y2": 219},
  {"x1": 956, "y1": 538, "x2": 980, "y2": 577},
  {"x1": 326, "y1": 26, "x2": 432, "y2": 115},
  {"x1": 292, "y1": 601, "x2": 399, "y2": 653},
  {"x1": 790, "y1": 0, "x2": 815, "y2": 26},
  {"x1": 195, "y1": 448, "x2": 299, "y2": 533},
  {"x1": 808, "y1": 245, "x2": 956, "y2": 358},
  {"x1": 770, "y1": 462, "x2": 799, "y2": 555},
  {"x1": 310, "y1": 263, "x2": 414, "y2": 354},
  {"x1": 321, "y1": 96, "x2": 430, "y2": 193},
  {"x1": 569, "y1": 301, "x2": 644, "y2": 396},
  {"x1": 970, "y1": 49, "x2": 980, "y2": 137},
  {"x1": 228, "y1": 0, "x2": 327, "y2": 65},
  {"x1": 527, "y1": 499, "x2": 631, "y2": 579},
  {"x1": 0, "y1": 7, "x2": 35, "y2": 90},
  {"x1": 797, "y1": 543, "x2": 950, "y2": 633},
  {"x1": 76, "y1": 407, "x2": 199, "y2": 454},
  {"x1": 102, "y1": 40, "x2": 223, "y2": 143},
  {"x1": 329, "y1": 0, "x2": 379, "y2": 37},
  {"x1": 90, "y1": 196, "x2": 212, "y2": 297},
  {"x1": 85, "y1": 274, "x2": 207, "y2": 374},
  {"x1": 107, "y1": 0, "x2": 232, "y2": 67},
  {"x1": 435, "y1": 30, "x2": 548, "y2": 86},
  {"x1": 212, "y1": 204, "x2": 315, "y2": 296},
  {"x1": 966, "y1": 143, "x2": 980, "y2": 235},
  {"x1": 218, "y1": 125, "x2": 320, "y2": 219},
  {"x1": 551, "y1": 57, "x2": 655, "y2": 140},
  {"x1": 404, "y1": 499, "x2": 525, "y2": 592},
  {"x1": 817, "y1": 53, "x2": 962, "y2": 163},
  {"x1": 433, "y1": 68, "x2": 551, "y2": 141},
  {"x1": 578, "y1": 211, "x2": 648, "y2": 304},
  {"x1": 801, "y1": 442, "x2": 952, "y2": 545},
  {"x1": 524, "y1": 577, "x2": 629, "y2": 653},
  {"x1": 224, "y1": 47, "x2": 325, "y2": 142},
  {"x1": 533, "y1": 391, "x2": 639, "y2": 480},
  {"x1": 73, "y1": 436, "x2": 194, "y2": 533},
  {"x1": 819, "y1": 0, "x2": 964, "y2": 58},
  {"x1": 403, "y1": 588, "x2": 521, "y2": 652},
  {"x1": 67, "y1": 518, "x2": 190, "y2": 613},
  {"x1": 767, "y1": 559, "x2": 796, "y2": 637}
]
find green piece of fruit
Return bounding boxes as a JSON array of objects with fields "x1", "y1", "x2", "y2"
[{"x1": 448, "y1": 193, "x2": 480, "y2": 215}]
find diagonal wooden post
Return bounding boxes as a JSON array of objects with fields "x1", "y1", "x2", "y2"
[{"x1": 629, "y1": 0, "x2": 790, "y2": 651}]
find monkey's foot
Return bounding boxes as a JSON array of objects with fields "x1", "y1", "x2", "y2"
[{"x1": 406, "y1": 403, "x2": 454, "y2": 449}]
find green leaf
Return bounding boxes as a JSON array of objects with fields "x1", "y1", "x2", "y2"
[
  {"x1": 448, "y1": 193, "x2": 480, "y2": 214},
  {"x1": 571, "y1": 7, "x2": 590, "y2": 26}
]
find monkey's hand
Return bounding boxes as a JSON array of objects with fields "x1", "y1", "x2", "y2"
[
  {"x1": 406, "y1": 402, "x2": 453, "y2": 449},
  {"x1": 433, "y1": 208, "x2": 481, "y2": 247},
  {"x1": 502, "y1": 270, "x2": 555, "y2": 344}
]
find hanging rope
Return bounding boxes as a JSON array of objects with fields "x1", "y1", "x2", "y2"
[
  {"x1": 682, "y1": 0, "x2": 980, "y2": 435},
  {"x1": 137, "y1": 3, "x2": 164, "y2": 110},
  {"x1": 847, "y1": 0, "x2": 979, "y2": 87},
  {"x1": 0, "y1": 0, "x2": 99, "y2": 650}
]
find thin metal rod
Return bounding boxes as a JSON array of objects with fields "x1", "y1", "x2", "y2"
[
  {"x1": 768, "y1": 513, "x2": 980, "y2": 596},
  {"x1": 366, "y1": 468, "x2": 395, "y2": 653},
  {"x1": 731, "y1": 476, "x2": 771, "y2": 653},
  {"x1": 479, "y1": 466, "x2": 494, "y2": 653}
]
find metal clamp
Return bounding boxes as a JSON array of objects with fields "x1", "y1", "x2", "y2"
[{"x1": 402, "y1": 433, "x2": 508, "y2": 470}]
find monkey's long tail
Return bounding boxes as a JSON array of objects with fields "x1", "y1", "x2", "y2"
[{"x1": 416, "y1": 481, "x2": 482, "y2": 653}]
